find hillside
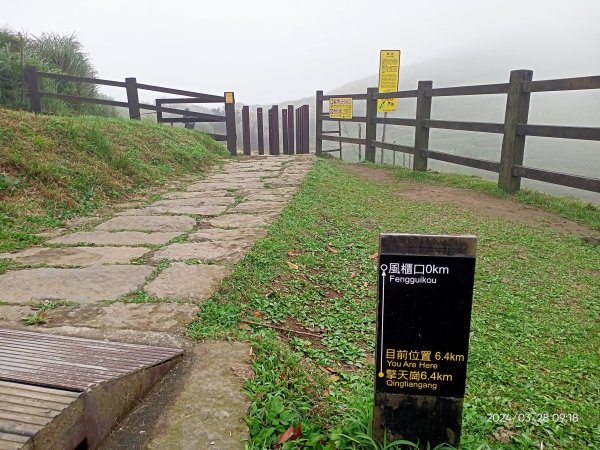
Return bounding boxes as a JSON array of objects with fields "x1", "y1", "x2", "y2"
[{"x1": 0, "y1": 109, "x2": 228, "y2": 253}]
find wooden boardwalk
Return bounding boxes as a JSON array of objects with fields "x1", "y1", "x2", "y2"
[{"x1": 0, "y1": 329, "x2": 182, "y2": 450}]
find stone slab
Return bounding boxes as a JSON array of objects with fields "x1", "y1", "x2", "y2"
[
  {"x1": 47, "y1": 302, "x2": 199, "y2": 332},
  {"x1": 145, "y1": 342, "x2": 251, "y2": 450},
  {"x1": 151, "y1": 197, "x2": 236, "y2": 207},
  {"x1": 188, "y1": 227, "x2": 268, "y2": 243},
  {"x1": 245, "y1": 193, "x2": 291, "y2": 202},
  {"x1": 145, "y1": 263, "x2": 230, "y2": 301},
  {"x1": 206, "y1": 213, "x2": 276, "y2": 229},
  {"x1": 0, "y1": 265, "x2": 153, "y2": 304},
  {"x1": 161, "y1": 190, "x2": 231, "y2": 200},
  {"x1": 49, "y1": 231, "x2": 183, "y2": 246},
  {"x1": 231, "y1": 201, "x2": 286, "y2": 214},
  {"x1": 0, "y1": 246, "x2": 149, "y2": 267},
  {"x1": 95, "y1": 216, "x2": 196, "y2": 232},
  {"x1": 151, "y1": 242, "x2": 250, "y2": 264},
  {"x1": 207, "y1": 171, "x2": 278, "y2": 179},
  {"x1": 186, "y1": 181, "x2": 264, "y2": 192},
  {"x1": 138, "y1": 205, "x2": 228, "y2": 216}
]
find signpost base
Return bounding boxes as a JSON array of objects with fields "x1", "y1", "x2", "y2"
[{"x1": 373, "y1": 393, "x2": 463, "y2": 446}]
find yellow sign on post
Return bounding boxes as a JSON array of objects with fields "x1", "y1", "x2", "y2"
[
  {"x1": 377, "y1": 50, "x2": 400, "y2": 112},
  {"x1": 329, "y1": 97, "x2": 353, "y2": 119}
]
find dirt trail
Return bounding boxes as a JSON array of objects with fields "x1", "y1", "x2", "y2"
[{"x1": 343, "y1": 164, "x2": 598, "y2": 238}]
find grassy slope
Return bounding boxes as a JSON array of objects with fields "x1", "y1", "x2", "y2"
[
  {"x1": 189, "y1": 159, "x2": 599, "y2": 449},
  {"x1": 0, "y1": 108, "x2": 228, "y2": 257}
]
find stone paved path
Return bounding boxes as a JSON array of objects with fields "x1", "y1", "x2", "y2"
[{"x1": 0, "y1": 155, "x2": 314, "y2": 449}]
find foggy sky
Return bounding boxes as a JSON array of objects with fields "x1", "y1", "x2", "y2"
[{"x1": 3, "y1": 0, "x2": 600, "y2": 105}]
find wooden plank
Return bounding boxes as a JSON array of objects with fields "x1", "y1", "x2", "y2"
[
  {"x1": 372, "y1": 140, "x2": 415, "y2": 154},
  {"x1": 373, "y1": 117, "x2": 416, "y2": 126},
  {"x1": 516, "y1": 124, "x2": 600, "y2": 140},
  {"x1": 142, "y1": 104, "x2": 226, "y2": 122},
  {"x1": 424, "y1": 119, "x2": 504, "y2": 134},
  {"x1": 522, "y1": 76, "x2": 600, "y2": 92},
  {"x1": 424, "y1": 149, "x2": 500, "y2": 172},
  {"x1": 316, "y1": 91, "x2": 324, "y2": 156},
  {"x1": 0, "y1": 392, "x2": 71, "y2": 410},
  {"x1": 37, "y1": 72, "x2": 127, "y2": 88},
  {"x1": 427, "y1": 83, "x2": 509, "y2": 97},
  {"x1": 282, "y1": 108, "x2": 289, "y2": 155},
  {"x1": 0, "y1": 437, "x2": 30, "y2": 450},
  {"x1": 322, "y1": 93, "x2": 367, "y2": 100},
  {"x1": 321, "y1": 135, "x2": 366, "y2": 145},
  {"x1": 288, "y1": 105, "x2": 295, "y2": 154},
  {"x1": 160, "y1": 117, "x2": 211, "y2": 124},
  {"x1": 136, "y1": 83, "x2": 225, "y2": 102},
  {"x1": 0, "y1": 401, "x2": 62, "y2": 419},
  {"x1": 0, "y1": 409, "x2": 52, "y2": 427},
  {"x1": 39, "y1": 92, "x2": 129, "y2": 108},
  {"x1": 151, "y1": 96, "x2": 226, "y2": 104},
  {"x1": 513, "y1": 166, "x2": 600, "y2": 192},
  {"x1": 0, "y1": 417, "x2": 39, "y2": 437},
  {"x1": 208, "y1": 133, "x2": 227, "y2": 141},
  {"x1": 0, "y1": 329, "x2": 182, "y2": 392},
  {"x1": 242, "y1": 106, "x2": 251, "y2": 155},
  {"x1": 321, "y1": 115, "x2": 366, "y2": 123},
  {"x1": 376, "y1": 90, "x2": 419, "y2": 99},
  {"x1": 257, "y1": 108, "x2": 264, "y2": 155}
]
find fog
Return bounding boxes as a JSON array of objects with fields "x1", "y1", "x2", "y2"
[{"x1": 3, "y1": 0, "x2": 600, "y2": 105}]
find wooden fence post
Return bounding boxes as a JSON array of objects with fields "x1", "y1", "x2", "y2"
[
  {"x1": 413, "y1": 80, "x2": 432, "y2": 171},
  {"x1": 257, "y1": 108, "x2": 264, "y2": 155},
  {"x1": 302, "y1": 105, "x2": 310, "y2": 153},
  {"x1": 282, "y1": 108, "x2": 289, "y2": 155},
  {"x1": 224, "y1": 92, "x2": 237, "y2": 156},
  {"x1": 125, "y1": 77, "x2": 141, "y2": 120},
  {"x1": 498, "y1": 70, "x2": 533, "y2": 193},
  {"x1": 155, "y1": 99, "x2": 163, "y2": 124},
  {"x1": 316, "y1": 91, "x2": 324, "y2": 156},
  {"x1": 269, "y1": 106, "x2": 280, "y2": 155},
  {"x1": 288, "y1": 105, "x2": 295, "y2": 154},
  {"x1": 365, "y1": 87, "x2": 378, "y2": 162},
  {"x1": 295, "y1": 108, "x2": 301, "y2": 154},
  {"x1": 23, "y1": 66, "x2": 42, "y2": 113},
  {"x1": 242, "y1": 105, "x2": 251, "y2": 155}
]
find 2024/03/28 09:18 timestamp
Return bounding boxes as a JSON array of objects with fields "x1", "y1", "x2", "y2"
[{"x1": 487, "y1": 413, "x2": 579, "y2": 424}]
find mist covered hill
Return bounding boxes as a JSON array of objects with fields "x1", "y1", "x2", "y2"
[
  {"x1": 284, "y1": 50, "x2": 600, "y2": 203},
  {"x1": 170, "y1": 49, "x2": 599, "y2": 203}
]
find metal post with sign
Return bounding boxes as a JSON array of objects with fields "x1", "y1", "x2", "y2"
[
  {"x1": 377, "y1": 50, "x2": 400, "y2": 113},
  {"x1": 373, "y1": 233, "x2": 476, "y2": 448}
]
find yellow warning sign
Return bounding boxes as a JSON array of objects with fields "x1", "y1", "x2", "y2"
[
  {"x1": 377, "y1": 50, "x2": 400, "y2": 112},
  {"x1": 225, "y1": 92, "x2": 234, "y2": 104},
  {"x1": 329, "y1": 97, "x2": 353, "y2": 119}
]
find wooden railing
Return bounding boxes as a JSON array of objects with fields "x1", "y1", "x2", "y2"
[
  {"x1": 22, "y1": 66, "x2": 238, "y2": 155},
  {"x1": 315, "y1": 70, "x2": 600, "y2": 193}
]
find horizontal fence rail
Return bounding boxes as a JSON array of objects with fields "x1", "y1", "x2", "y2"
[
  {"x1": 24, "y1": 66, "x2": 237, "y2": 154},
  {"x1": 316, "y1": 71, "x2": 600, "y2": 194}
]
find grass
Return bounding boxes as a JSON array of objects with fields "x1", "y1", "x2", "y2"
[
  {"x1": 0, "y1": 108, "x2": 228, "y2": 254},
  {"x1": 384, "y1": 163, "x2": 600, "y2": 231},
  {"x1": 188, "y1": 159, "x2": 599, "y2": 449},
  {"x1": 21, "y1": 299, "x2": 76, "y2": 325}
]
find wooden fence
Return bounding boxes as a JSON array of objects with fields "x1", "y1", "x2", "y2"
[
  {"x1": 22, "y1": 66, "x2": 238, "y2": 155},
  {"x1": 316, "y1": 70, "x2": 600, "y2": 193}
]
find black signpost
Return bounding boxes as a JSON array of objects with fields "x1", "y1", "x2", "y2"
[{"x1": 373, "y1": 234, "x2": 477, "y2": 448}]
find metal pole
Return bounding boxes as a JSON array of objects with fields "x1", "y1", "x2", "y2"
[{"x1": 358, "y1": 123, "x2": 362, "y2": 162}]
